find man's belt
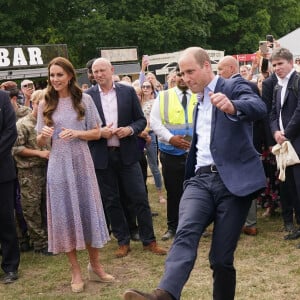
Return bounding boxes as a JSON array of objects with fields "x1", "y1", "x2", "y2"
[{"x1": 196, "y1": 164, "x2": 218, "y2": 175}]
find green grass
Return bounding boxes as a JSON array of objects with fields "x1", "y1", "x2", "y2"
[{"x1": 1, "y1": 180, "x2": 300, "y2": 300}]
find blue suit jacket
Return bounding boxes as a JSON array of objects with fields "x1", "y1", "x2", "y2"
[
  {"x1": 185, "y1": 76, "x2": 267, "y2": 197},
  {"x1": 0, "y1": 90, "x2": 17, "y2": 183},
  {"x1": 85, "y1": 83, "x2": 147, "y2": 169}
]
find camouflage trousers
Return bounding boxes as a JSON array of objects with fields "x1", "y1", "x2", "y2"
[{"x1": 18, "y1": 167, "x2": 48, "y2": 251}]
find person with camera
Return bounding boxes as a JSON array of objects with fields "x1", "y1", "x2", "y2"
[{"x1": 20, "y1": 79, "x2": 35, "y2": 108}]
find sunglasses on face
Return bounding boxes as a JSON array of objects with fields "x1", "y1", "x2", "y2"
[
  {"x1": 142, "y1": 85, "x2": 152, "y2": 89},
  {"x1": 22, "y1": 83, "x2": 34, "y2": 89}
]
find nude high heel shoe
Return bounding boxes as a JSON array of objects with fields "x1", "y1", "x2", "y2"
[
  {"x1": 71, "y1": 281, "x2": 84, "y2": 293},
  {"x1": 87, "y1": 263, "x2": 115, "y2": 283}
]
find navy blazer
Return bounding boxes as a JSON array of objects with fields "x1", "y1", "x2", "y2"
[
  {"x1": 270, "y1": 70, "x2": 300, "y2": 154},
  {"x1": 0, "y1": 90, "x2": 17, "y2": 183},
  {"x1": 85, "y1": 83, "x2": 147, "y2": 169},
  {"x1": 185, "y1": 76, "x2": 267, "y2": 197}
]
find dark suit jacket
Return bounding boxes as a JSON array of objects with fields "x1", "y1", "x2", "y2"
[
  {"x1": 232, "y1": 73, "x2": 265, "y2": 152},
  {"x1": 85, "y1": 83, "x2": 147, "y2": 169},
  {"x1": 270, "y1": 70, "x2": 300, "y2": 154},
  {"x1": 185, "y1": 76, "x2": 267, "y2": 197},
  {"x1": 262, "y1": 73, "x2": 277, "y2": 147},
  {"x1": 0, "y1": 90, "x2": 17, "y2": 183}
]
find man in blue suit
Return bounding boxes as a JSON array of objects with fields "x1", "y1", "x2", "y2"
[
  {"x1": 0, "y1": 90, "x2": 20, "y2": 283},
  {"x1": 86, "y1": 58, "x2": 166, "y2": 258},
  {"x1": 123, "y1": 47, "x2": 267, "y2": 300}
]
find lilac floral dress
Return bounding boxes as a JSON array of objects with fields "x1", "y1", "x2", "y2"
[{"x1": 36, "y1": 93, "x2": 109, "y2": 254}]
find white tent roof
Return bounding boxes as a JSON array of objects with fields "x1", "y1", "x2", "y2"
[{"x1": 277, "y1": 27, "x2": 300, "y2": 59}]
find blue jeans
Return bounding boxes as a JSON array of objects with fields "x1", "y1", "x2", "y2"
[
  {"x1": 145, "y1": 131, "x2": 163, "y2": 190},
  {"x1": 158, "y1": 173, "x2": 252, "y2": 300}
]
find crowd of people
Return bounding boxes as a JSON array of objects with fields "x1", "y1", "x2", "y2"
[{"x1": 1, "y1": 42, "x2": 300, "y2": 300}]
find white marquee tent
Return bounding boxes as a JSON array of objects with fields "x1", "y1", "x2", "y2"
[{"x1": 277, "y1": 27, "x2": 300, "y2": 59}]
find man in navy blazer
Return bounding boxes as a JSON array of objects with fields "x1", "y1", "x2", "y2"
[
  {"x1": 269, "y1": 47, "x2": 300, "y2": 241},
  {"x1": 0, "y1": 90, "x2": 20, "y2": 283},
  {"x1": 123, "y1": 47, "x2": 266, "y2": 300},
  {"x1": 85, "y1": 58, "x2": 166, "y2": 258}
]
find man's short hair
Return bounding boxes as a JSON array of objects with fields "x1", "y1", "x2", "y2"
[
  {"x1": 6, "y1": 87, "x2": 20, "y2": 99},
  {"x1": 86, "y1": 58, "x2": 96, "y2": 70},
  {"x1": 270, "y1": 47, "x2": 293, "y2": 63}
]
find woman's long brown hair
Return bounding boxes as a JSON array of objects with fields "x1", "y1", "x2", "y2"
[{"x1": 43, "y1": 57, "x2": 85, "y2": 126}]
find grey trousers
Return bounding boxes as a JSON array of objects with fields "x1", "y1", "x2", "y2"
[{"x1": 244, "y1": 199, "x2": 257, "y2": 227}]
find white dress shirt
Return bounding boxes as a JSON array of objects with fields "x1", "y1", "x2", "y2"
[
  {"x1": 277, "y1": 68, "x2": 295, "y2": 131},
  {"x1": 195, "y1": 75, "x2": 219, "y2": 171},
  {"x1": 98, "y1": 84, "x2": 120, "y2": 147}
]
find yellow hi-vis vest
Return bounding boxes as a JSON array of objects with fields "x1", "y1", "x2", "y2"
[{"x1": 158, "y1": 88, "x2": 197, "y2": 155}]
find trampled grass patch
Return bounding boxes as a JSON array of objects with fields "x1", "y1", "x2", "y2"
[{"x1": 1, "y1": 180, "x2": 300, "y2": 299}]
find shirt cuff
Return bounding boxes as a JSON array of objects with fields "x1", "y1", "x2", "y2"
[{"x1": 127, "y1": 126, "x2": 134, "y2": 136}]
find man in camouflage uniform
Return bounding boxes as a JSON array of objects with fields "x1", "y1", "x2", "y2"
[{"x1": 12, "y1": 89, "x2": 51, "y2": 255}]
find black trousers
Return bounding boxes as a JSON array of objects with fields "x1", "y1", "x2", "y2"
[
  {"x1": 0, "y1": 180, "x2": 20, "y2": 273},
  {"x1": 280, "y1": 166, "x2": 300, "y2": 225},
  {"x1": 160, "y1": 152, "x2": 186, "y2": 232},
  {"x1": 121, "y1": 152, "x2": 148, "y2": 235},
  {"x1": 95, "y1": 149, "x2": 155, "y2": 246}
]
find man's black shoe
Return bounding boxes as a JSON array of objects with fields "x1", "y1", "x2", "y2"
[
  {"x1": 20, "y1": 241, "x2": 33, "y2": 252},
  {"x1": 34, "y1": 248, "x2": 53, "y2": 256},
  {"x1": 161, "y1": 230, "x2": 175, "y2": 241},
  {"x1": 2, "y1": 271, "x2": 18, "y2": 284},
  {"x1": 284, "y1": 223, "x2": 295, "y2": 232},
  {"x1": 284, "y1": 229, "x2": 300, "y2": 240}
]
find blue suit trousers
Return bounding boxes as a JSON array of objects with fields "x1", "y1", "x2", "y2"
[{"x1": 158, "y1": 172, "x2": 252, "y2": 300}]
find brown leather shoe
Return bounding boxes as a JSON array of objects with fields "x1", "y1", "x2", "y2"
[
  {"x1": 123, "y1": 288, "x2": 173, "y2": 300},
  {"x1": 242, "y1": 226, "x2": 258, "y2": 236},
  {"x1": 143, "y1": 241, "x2": 167, "y2": 255},
  {"x1": 115, "y1": 244, "x2": 131, "y2": 258}
]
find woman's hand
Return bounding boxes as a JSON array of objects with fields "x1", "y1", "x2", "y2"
[
  {"x1": 41, "y1": 126, "x2": 54, "y2": 138},
  {"x1": 59, "y1": 127, "x2": 77, "y2": 140}
]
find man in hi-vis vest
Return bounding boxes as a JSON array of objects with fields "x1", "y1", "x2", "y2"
[{"x1": 150, "y1": 65, "x2": 198, "y2": 241}]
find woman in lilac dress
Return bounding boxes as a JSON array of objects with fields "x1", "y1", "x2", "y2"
[{"x1": 36, "y1": 57, "x2": 114, "y2": 293}]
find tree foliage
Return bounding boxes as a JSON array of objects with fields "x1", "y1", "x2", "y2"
[
  {"x1": 207, "y1": 0, "x2": 300, "y2": 54},
  {"x1": 0, "y1": 0, "x2": 299, "y2": 67}
]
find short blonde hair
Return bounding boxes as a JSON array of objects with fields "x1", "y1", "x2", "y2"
[{"x1": 30, "y1": 89, "x2": 45, "y2": 104}]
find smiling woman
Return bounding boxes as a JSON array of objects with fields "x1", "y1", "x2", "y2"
[{"x1": 36, "y1": 57, "x2": 114, "y2": 293}]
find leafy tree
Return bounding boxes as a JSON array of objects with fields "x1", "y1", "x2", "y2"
[
  {"x1": 208, "y1": 0, "x2": 300, "y2": 54},
  {"x1": 0, "y1": 0, "x2": 299, "y2": 68}
]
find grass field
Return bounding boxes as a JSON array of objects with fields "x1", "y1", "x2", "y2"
[{"x1": 1, "y1": 178, "x2": 300, "y2": 300}]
